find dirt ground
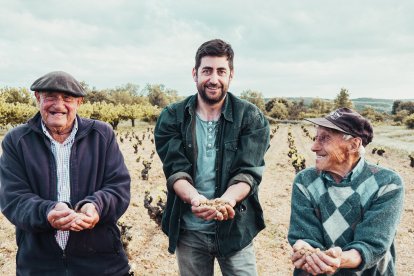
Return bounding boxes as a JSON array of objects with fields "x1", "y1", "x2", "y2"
[{"x1": 0, "y1": 123, "x2": 413, "y2": 275}]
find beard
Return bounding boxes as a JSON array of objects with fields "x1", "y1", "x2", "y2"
[{"x1": 197, "y1": 82, "x2": 228, "y2": 105}]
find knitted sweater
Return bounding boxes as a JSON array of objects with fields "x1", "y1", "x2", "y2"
[{"x1": 288, "y1": 158, "x2": 404, "y2": 275}]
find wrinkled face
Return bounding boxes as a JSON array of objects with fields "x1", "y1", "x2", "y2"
[
  {"x1": 311, "y1": 127, "x2": 351, "y2": 174},
  {"x1": 35, "y1": 91, "x2": 83, "y2": 132},
  {"x1": 193, "y1": 56, "x2": 233, "y2": 105}
]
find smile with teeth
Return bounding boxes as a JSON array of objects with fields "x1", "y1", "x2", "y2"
[
  {"x1": 206, "y1": 84, "x2": 221, "y2": 89},
  {"x1": 50, "y1": 111, "x2": 66, "y2": 115}
]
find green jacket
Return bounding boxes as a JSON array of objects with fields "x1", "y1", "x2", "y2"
[{"x1": 154, "y1": 92, "x2": 270, "y2": 257}]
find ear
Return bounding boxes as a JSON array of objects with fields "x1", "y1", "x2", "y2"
[
  {"x1": 348, "y1": 137, "x2": 361, "y2": 153},
  {"x1": 34, "y1": 91, "x2": 41, "y2": 103},
  {"x1": 229, "y1": 69, "x2": 234, "y2": 80},
  {"x1": 192, "y1": 68, "x2": 197, "y2": 82}
]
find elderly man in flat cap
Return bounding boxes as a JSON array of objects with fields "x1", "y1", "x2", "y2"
[
  {"x1": 288, "y1": 108, "x2": 404, "y2": 275},
  {"x1": 0, "y1": 71, "x2": 131, "y2": 275}
]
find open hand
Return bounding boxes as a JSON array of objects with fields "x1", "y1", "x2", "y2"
[
  {"x1": 191, "y1": 195, "x2": 218, "y2": 221},
  {"x1": 215, "y1": 197, "x2": 236, "y2": 221},
  {"x1": 291, "y1": 240, "x2": 342, "y2": 275},
  {"x1": 47, "y1": 202, "x2": 78, "y2": 230},
  {"x1": 70, "y1": 203, "x2": 100, "y2": 231},
  {"x1": 191, "y1": 197, "x2": 236, "y2": 221},
  {"x1": 291, "y1": 240, "x2": 314, "y2": 270}
]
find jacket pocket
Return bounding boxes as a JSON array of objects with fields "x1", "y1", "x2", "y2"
[
  {"x1": 223, "y1": 140, "x2": 238, "y2": 172},
  {"x1": 70, "y1": 224, "x2": 121, "y2": 255}
]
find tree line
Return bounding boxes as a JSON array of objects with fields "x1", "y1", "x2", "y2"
[
  {"x1": 0, "y1": 83, "x2": 179, "y2": 129},
  {"x1": 1, "y1": 85, "x2": 414, "y2": 129},
  {"x1": 240, "y1": 88, "x2": 414, "y2": 129}
]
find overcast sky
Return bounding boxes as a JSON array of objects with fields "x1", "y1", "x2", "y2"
[{"x1": 1, "y1": 0, "x2": 413, "y2": 99}]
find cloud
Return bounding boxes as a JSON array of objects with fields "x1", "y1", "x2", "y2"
[{"x1": 1, "y1": 0, "x2": 413, "y2": 99}]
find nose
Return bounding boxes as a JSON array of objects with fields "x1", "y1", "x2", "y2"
[
  {"x1": 52, "y1": 97, "x2": 66, "y2": 106},
  {"x1": 209, "y1": 72, "x2": 219, "y2": 84},
  {"x1": 311, "y1": 140, "x2": 320, "y2": 152}
]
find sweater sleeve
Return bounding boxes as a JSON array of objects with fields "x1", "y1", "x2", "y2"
[
  {"x1": 342, "y1": 173, "x2": 404, "y2": 271},
  {"x1": 288, "y1": 173, "x2": 326, "y2": 250},
  {"x1": 0, "y1": 132, "x2": 56, "y2": 232}
]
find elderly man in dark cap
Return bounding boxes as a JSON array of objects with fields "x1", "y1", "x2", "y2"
[
  {"x1": 0, "y1": 71, "x2": 131, "y2": 275},
  {"x1": 288, "y1": 108, "x2": 404, "y2": 275}
]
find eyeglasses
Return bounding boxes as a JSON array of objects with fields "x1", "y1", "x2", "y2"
[
  {"x1": 313, "y1": 134, "x2": 332, "y2": 144},
  {"x1": 314, "y1": 133, "x2": 355, "y2": 145},
  {"x1": 42, "y1": 94, "x2": 77, "y2": 103}
]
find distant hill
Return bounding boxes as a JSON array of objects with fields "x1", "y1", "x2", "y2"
[
  {"x1": 265, "y1": 97, "x2": 414, "y2": 114},
  {"x1": 285, "y1": 97, "x2": 315, "y2": 106},
  {"x1": 351, "y1": 98, "x2": 395, "y2": 113}
]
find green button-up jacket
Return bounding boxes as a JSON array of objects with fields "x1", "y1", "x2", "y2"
[{"x1": 155, "y1": 92, "x2": 270, "y2": 257}]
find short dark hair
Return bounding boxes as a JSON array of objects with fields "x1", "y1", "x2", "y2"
[{"x1": 195, "y1": 39, "x2": 234, "y2": 71}]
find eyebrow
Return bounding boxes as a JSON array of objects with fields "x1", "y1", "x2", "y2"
[{"x1": 201, "y1": 66, "x2": 227, "y2": 71}]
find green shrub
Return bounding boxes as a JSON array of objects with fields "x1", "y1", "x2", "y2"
[
  {"x1": 394, "y1": 110, "x2": 409, "y2": 123},
  {"x1": 404, "y1": 114, "x2": 414, "y2": 129}
]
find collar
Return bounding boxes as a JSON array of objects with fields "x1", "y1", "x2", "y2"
[
  {"x1": 41, "y1": 118, "x2": 79, "y2": 145},
  {"x1": 321, "y1": 157, "x2": 365, "y2": 184},
  {"x1": 185, "y1": 92, "x2": 234, "y2": 123}
]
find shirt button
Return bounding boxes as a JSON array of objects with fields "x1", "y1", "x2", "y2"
[
  {"x1": 208, "y1": 143, "x2": 211, "y2": 147},
  {"x1": 208, "y1": 135, "x2": 212, "y2": 139},
  {"x1": 209, "y1": 128, "x2": 212, "y2": 132}
]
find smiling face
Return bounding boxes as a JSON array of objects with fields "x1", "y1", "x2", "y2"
[
  {"x1": 311, "y1": 126, "x2": 360, "y2": 181},
  {"x1": 35, "y1": 91, "x2": 83, "y2": 134},
  {"x1": 193, "y1": 56, "x2": 233, "y2": 105}
]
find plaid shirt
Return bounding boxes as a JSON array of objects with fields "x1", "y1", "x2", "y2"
[
  {"x1": 288, "y1": 158, "x2": 404, "y2": 275},
  {"x1": 42, "y1": 119, "x2": 78, "y2": 250}
]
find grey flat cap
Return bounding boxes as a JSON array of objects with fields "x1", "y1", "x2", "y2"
[{"x1": 30, "y1": 71, "x2": 86, "y2": 97}]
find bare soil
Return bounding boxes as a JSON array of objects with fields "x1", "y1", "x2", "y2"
[{"x1": 1, "y1": 123, "x2": 413, "y2": 275}]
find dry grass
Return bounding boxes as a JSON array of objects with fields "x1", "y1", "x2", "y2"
[{"x1": 0, "y1": 123, "x2": 413, "y2": 275}]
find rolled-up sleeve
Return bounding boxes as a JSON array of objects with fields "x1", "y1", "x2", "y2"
[
  {"x1": 227, "y1": 109, "x2": 270, "y2": 195},
  {"x1": 155, "y1": 106, "x2": 193, "y2": 192}
]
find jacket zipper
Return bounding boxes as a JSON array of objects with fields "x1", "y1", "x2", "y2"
[
  {"x1": 62, "y1": 249, "x2": 69, "y2": 276},
  {"x1": 45, "y1": 126, "x2": 72, "y2": 274}
]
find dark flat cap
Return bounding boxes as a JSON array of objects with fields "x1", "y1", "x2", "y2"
[
  {"x1": 30, "y1": 71, "x2": 86, "y2": 97},
  {"x1": 305, "y1": 108, "x2": 374, "y2": 146}
]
